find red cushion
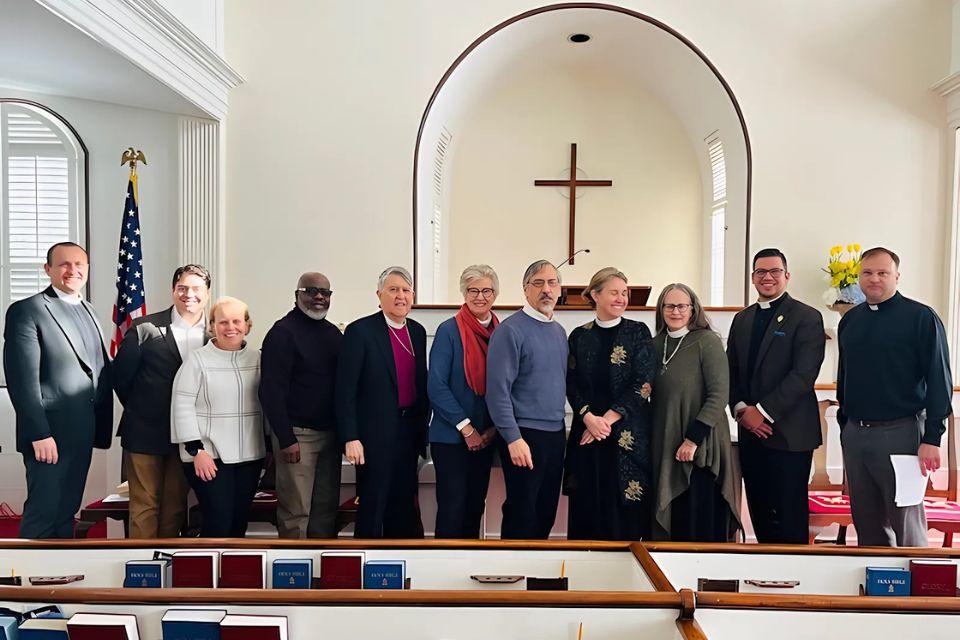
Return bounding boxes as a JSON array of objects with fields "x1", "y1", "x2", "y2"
[
  {"x1": 925, "y1": 498, "x2": 960, "y2": 521},
  {"x1": 808, "y1": 493, "x2": 960, "y2": 521}
]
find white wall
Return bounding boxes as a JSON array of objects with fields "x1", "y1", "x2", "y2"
[
  {"x1": 444, "y1": 68, "x2": 702, "y2": 303},
  {"x1": 224, "y1": 0, "x2": 950, "y2": 336},
  {"x1": 157, "y1": 0, "x2": 224, "y2": 55},
  {"x1": 0, "y1": 88, "x2": 181, "y2": 513}
]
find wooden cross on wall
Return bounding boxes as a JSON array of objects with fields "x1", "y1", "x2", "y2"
[{"x1": 534, "y1": 143, "x2": 613, "y2": 264}]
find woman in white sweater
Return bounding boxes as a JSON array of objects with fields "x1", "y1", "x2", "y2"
[{"x1": 171, "y1": 296, "x2": 265, "y2": 537}]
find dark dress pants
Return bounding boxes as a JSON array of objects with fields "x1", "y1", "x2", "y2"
[
  {"x1": 739, "y1": 434, "x2": 813, "y2": 544},
  {"x1": 355, "y1": 417, "x2": 424, "y2": 538},
  {"x1": 498, "y1": 427, "x2": 566, "y2": 540},
  {"x1": 432, "y1": 436, "x2": 495, "y2": 538},
  {"x1": 185, "y1": 458, "x2": 264, "y2": 538},
  {"x1": 20, "y1": 446, "x2": 93, "y2": 539}
]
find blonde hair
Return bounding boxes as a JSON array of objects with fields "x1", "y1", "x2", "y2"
[
  {"x1": 582, "y1": 267, "x2": 628, "y2": 309},
  {"x1": 208, "y1": 296, "x2": 251, "y2": 331}
]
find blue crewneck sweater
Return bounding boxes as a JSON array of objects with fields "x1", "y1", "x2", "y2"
[{"x1": 486, "y1": 309, "x2": 568, "y2": 443}]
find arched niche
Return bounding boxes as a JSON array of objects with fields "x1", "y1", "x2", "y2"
[{"x1": 413, "y1": 3, "x2": 751, "y2": 307}]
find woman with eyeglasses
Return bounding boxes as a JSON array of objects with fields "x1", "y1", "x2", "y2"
[
  {"x1": 649, "y1": 283, "x2": 740, "y2": 542},
  {"x1": 427, "y1": 265, "x2": 501, "y2": 537},
  {"x1": 563, "y1": 267, "x2": 655, "y2": 540}
]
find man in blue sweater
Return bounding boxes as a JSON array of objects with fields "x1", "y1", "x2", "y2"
[{"x1": 486, "y1": 260, "x2": 569, "y2": 539}]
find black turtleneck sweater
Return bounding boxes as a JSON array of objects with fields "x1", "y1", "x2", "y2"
[{"x1": 837, "y1": 292, "x2": 953, "y2": 445}]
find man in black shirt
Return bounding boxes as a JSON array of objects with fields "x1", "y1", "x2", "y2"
[
  {"x1": 728, "y1": 248, "x2": 825, "y2": 544},
  {"x1": 838, "y1": 247, "x2": 953, "y2": 547},
  {"x1": 259, "y1": 272, "x2": 343, "y2": 538}
]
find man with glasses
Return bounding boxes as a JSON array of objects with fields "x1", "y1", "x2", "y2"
[
  {"x1": 726, "y1": 248, "x2": 825, "y2": 543},
  {"x1": 259, "y1": 272, "x2": 343, "y2": 538},
  {"x1": 486, "y1": 260, "x2": 569, "y2": 539}
]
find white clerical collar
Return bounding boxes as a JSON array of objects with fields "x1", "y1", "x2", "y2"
[
  {"x1": 478, "y1": 316, "x2": 492, "y2": 328},
  {"x1": 522, "y1": 303, "x2": 553, "y2": 323},
  {"x1": 52, "y1": 286, "x2": 82, "y2": 305},
  {"x1": 868, "y1": 304, "x2": 879, "y2": 311},
  {"x1": 383, "y1": 313, "x2": 407, "y2": 330},
  {"x1": 757, "y1": 292, "x2": 786, "y2": 310},
  {"x1": 171, "y1": 306, "x2": 205, "y2": 330},
  {"x1": 595, "y1": 316, "x2": 622, "y2": 328},
  {"x1": 667, "y1": 327, "x2": 690, "y2": 338}
]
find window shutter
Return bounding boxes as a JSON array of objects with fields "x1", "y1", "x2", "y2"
[{"x1": 705, "y1": 133, "x2": 727, "y2": 305}]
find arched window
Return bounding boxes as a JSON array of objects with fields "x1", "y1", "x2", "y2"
[{"x1": 0, "y1": 100, "x2": 86, "y2": 312}]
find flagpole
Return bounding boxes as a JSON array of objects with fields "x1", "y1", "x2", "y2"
[{"x1": 112, "y1": 148, "x2": 148, "y2": 357}]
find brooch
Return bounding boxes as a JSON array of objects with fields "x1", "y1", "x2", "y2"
[
  {"x1": 618, "y1": 429, "x2": 634, "y2": 451},
  {"x1": 624, "y1": 480, "x2": 643, "y2": 501},
  {"x1": 777, "y1": 315, "x2": 784, "y2": 323},
  {"x1": 610, "y1": 345, "x2": 627, "y2": 365}
]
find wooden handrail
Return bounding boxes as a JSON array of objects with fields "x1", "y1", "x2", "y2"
[
  {"x1": 676, "y1": 618, "x2": 709, "y2": 640},
  {"x1": 643, "y1": 541, "x2": 960, "y2": 558},
  {"x1": 630, "y1": 542, "x2": 676, "y2": 592},
  {"x1": 695, "y1": 591, "x2": 960, "y2": 614},
  {"x1": 0, "y1": 538, "x2": 631, "y2": 551}
]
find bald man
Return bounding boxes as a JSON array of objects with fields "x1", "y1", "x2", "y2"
[{"x1": 259, "y1": 272, "x2": 343, "y2": 538}]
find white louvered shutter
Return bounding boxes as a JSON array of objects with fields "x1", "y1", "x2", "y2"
[{"x1": 706, "y1": 133, "x2": 727, "y2": 306}]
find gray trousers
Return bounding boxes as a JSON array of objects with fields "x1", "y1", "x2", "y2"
[
  {"x1": 272, "y1": 428, "x2": 342, "y2": 538},
  {"x1": 840, "y1": 417, "x2": 928, "y2": 547}
]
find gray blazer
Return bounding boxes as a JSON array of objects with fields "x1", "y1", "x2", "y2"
[
  {"x1": 114, "y1": 306, "x2": 210, "y2": 455},
  {"x1": 3, "y1": 286, "x2": 113, "y2": 454}
]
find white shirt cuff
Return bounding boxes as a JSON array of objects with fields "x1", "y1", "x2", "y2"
[
  {"x1": 455, "y1": 418, "x2": 471, "y2": 432},
  {"x1": 756, "y1": 403, "x2": 773, "y2": 423},
  {"x1": 733, "y1": 402, "x2": 747, "y2": 415}
]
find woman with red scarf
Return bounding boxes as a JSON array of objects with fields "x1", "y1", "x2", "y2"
[{"x1": 427, "y1": 265, "x2": 501, "y2": 538}]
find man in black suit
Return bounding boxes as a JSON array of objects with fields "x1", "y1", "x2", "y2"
[
  {"x1": 727, "y1": 248, "x2": 825, "y2": 544},
  {"x1": 3, "y1": 242, "x2": 113, "y2": 538},
  {"x1": 336, "y1": 266, "x2": 429, "y2": 538},
  {"x1": 114, "y1": 264, "x2": 211, "y2": 538}
]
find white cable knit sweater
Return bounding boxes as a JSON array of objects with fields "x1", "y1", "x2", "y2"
[{"x1": 171, "y1": 341, "x2": 266, "y2": 464}]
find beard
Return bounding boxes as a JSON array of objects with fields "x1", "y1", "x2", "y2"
[{"x1": 297, "y1": 301, "x2": 328, "y2": 321}]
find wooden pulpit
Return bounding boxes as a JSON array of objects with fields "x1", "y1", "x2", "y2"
[{"x1": 559, "y1": 285, "x2": 651, "y2": 307}]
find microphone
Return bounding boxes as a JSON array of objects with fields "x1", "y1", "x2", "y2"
[{"x1": 556, "y1": 248, "x2": 590, "y2": 269}]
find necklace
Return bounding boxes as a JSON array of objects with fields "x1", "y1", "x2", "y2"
[
  {"x1": 661, "y1": 334, "x2": 686, "y2": 373},
  {"x1": 389, "y1": 326, "x2": 414, "y2": 356}
]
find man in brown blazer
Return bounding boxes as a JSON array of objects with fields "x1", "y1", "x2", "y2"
[{"x1": 727, "y1": 248, "x2": 825, "y2": 544}]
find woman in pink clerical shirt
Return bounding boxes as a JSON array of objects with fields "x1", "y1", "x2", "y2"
[{"x1": 334, "y1": 266, "x2": 430, "y2": 538}]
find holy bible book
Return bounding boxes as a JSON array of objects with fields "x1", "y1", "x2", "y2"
[
  {"x1": 171, "y1": 551, "x2": 220, "y2": 588},
  {"x1": 18, "y1": 618, "x2": 68, "y2": 640},
  {"x1": 66, "y1": 613, "x2": 140, "y2": 640},
  {"x1": 219, "y1": 615, "x2": 287, "y2": 640},
  {"x1": 219, "y1": 551, "x2": 267, "y2": 589},
  {"x1": 161, "y1": 609, "x2": 226, "y2": 640},
  {"x1": 271, "y1": 558, "x2": 312, "y2": 589}
]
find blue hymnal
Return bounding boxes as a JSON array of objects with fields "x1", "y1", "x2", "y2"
[
  {"x1": 271, "y1": 558, "x2": 312, "y2": 589},
  {"x1": 0, "y1": 616, "x2": 17, "y2": 640},
  {"x1": 161, "y1": 609, "x2": 225, "y2": 640},
  {"x1": 363, "y1": 560, "x2": 406, "y2": 589},
  {"x1": 17, "y1": 618, "x2": 68, "y2": 640},
  {"x1": 865, "y1": 566, "x2": 910, "y2": 596},
  {"x1": 125, "y1": 559, "x2": 169, "y2": 588}
]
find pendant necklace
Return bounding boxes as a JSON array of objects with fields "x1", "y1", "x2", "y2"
[
  {"x1": 661, "y1": 334, "x2": 686, "y2": 373},
  {"x1": 389, "y1": 326, "x2": 414, "y2": 356}
]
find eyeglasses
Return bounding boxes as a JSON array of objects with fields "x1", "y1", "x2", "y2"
[
  {"x1": 525, "y1": 279, "x2": 560, "y2": 289},
  {"x1": 662, "y1": 303, "x2": 694, "y2": 312},
  {"x1": 296, "y1": 287, "x2": 333, "y2": 297},
  {"x1": 752, "y1": 268, "x2": 786, "y2": 279},
  {"x1": 466, "y1": 287, "x2": 496, "y2": 298}
]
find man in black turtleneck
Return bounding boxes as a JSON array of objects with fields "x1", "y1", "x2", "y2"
[
  {"x1": 838, "y1": 247, "x2": 953, "y2": 547},
  {"x1": 727, "y1": 248, "x2": 825, "y2": 544}
]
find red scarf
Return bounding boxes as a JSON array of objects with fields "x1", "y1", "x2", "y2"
[{"x1": 455, "y1": 304, "x2": 499, "y2": 396}]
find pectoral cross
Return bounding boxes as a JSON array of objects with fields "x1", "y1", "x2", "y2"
[{"x1": 534, "y1": 143, "x2": 613, "y2": 264}]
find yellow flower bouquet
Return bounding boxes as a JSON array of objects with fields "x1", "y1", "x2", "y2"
[{"x1": 821, "y1": 244, "x2": 866, "y2": 306}]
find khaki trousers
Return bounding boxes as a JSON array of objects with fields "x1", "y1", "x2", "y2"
[
  {"x1": 125, "y1": 451, "x2": 189, "y2": 539},
  {"x1": 272, "y1": 428, "x2": 342, "y2": 538}
]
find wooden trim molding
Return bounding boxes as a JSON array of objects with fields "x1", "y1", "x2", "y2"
[
  {"x1": 643, "y1": 541, "x2": 960, "y2": 558},
  {"x1": 411, "y1": 2, "x2": 753, "y2": 305},
  {"x1": 0, "y1": 538, "x2": 632, "y2": 551},
  {"x1": 676, "y1": 618, "x2": 709, "y2": 640},
  {"x1": 631, "y1": 542, "x2": 677, "y2": 592},
  {"x1": 696, "y1": 591, "x2": 960, "y2": 614}
]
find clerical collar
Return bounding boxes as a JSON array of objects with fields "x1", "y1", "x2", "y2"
[
  {"x1": 383, "y1": 313, "x2": 407, "y2": 329},
  {"x1": 867, "y1": 291, "x2": 902, "y2": 312},
  {"x1": 667, "y1": 327, "x2": 690, "y2": 338},
  {"x1": 478, "y1": 316, "x2": 492, "y2": 328},
  {"x1": 595, "y1": 316, "x2": 622, "y2": 328},
  {"x1": 52, "y1": 286, "x2": 82, "y2": 306},
  {"x1": 522, "y1": 304, "x2": 553, "y2": 323},
  {"x1": 757, "y1": 292, "x2": 786, "y2": 310},
  {"x1": 171, "y1": 306, "x2": 205, "y2": 329}
]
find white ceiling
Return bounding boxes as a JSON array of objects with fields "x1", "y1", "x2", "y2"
[{"x1": 0, "y1": 0, "x2": 206, "y2": 116}]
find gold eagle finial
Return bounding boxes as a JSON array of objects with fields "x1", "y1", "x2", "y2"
[{"x1": 120, "y1": 148, "x2": 147, "y2": 172}]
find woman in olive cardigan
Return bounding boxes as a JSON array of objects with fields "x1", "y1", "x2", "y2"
[{"x1": 650, "y1": 283, "x2": 740, "y2": 542}]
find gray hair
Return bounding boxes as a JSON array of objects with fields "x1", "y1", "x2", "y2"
[
  {"x1": 377, "y1": 266, "x2": 413, "y2": 290},
  {"x1": 522, "y1": 259, "x2": 560, "y2": 286},
  {"x1": 458, "y1": 264, "x2": 500, "y2": 297},
  {"x1": 654, "y1": 283, "x2": 712, "y2": 334}
]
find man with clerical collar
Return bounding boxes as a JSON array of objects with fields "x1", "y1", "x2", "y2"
[
  {"x1": 114, "y1": 264, "x2": 212, "y2": 538},
  {"x1": 336, "y1": 266, "x2": 429, "y2": 537},
  {"x1": 260, "y1": 272, "x2": 343, "y2": 538},
  {"x1": 486, "y1": 260, "x2": 569, "y2": 539},
  {"x1": 727, "y1": 248, "x2": 825, "y2": 544},
  {"x1": 4, "y1": 242, "x2": 113, "y2": 538},
  {"x1": 838, "y1": 247, "x2": 953, "y2": 547}
]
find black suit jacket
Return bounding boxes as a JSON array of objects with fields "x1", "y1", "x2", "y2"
[
  {"x1": 335, "y1": 312, "x2": 429, "y2": 456},
  {"x1": 113, "y1": 306, "x2": 209, "y2": 455},
  {"x1": 3, "y1": 286, "x2": 113, "y2": 454},
  {"x1": 727, "y1": 293, "x2": 825, "y2": 452}
]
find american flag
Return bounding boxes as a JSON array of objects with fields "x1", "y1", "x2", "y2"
[{"x1": 110, "y1": 173, "x2": 146, "y2": 356}]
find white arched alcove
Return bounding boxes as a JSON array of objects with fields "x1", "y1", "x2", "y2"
[{"x1": 414, "y1": 3, "x2": 750, "y2": 306}]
